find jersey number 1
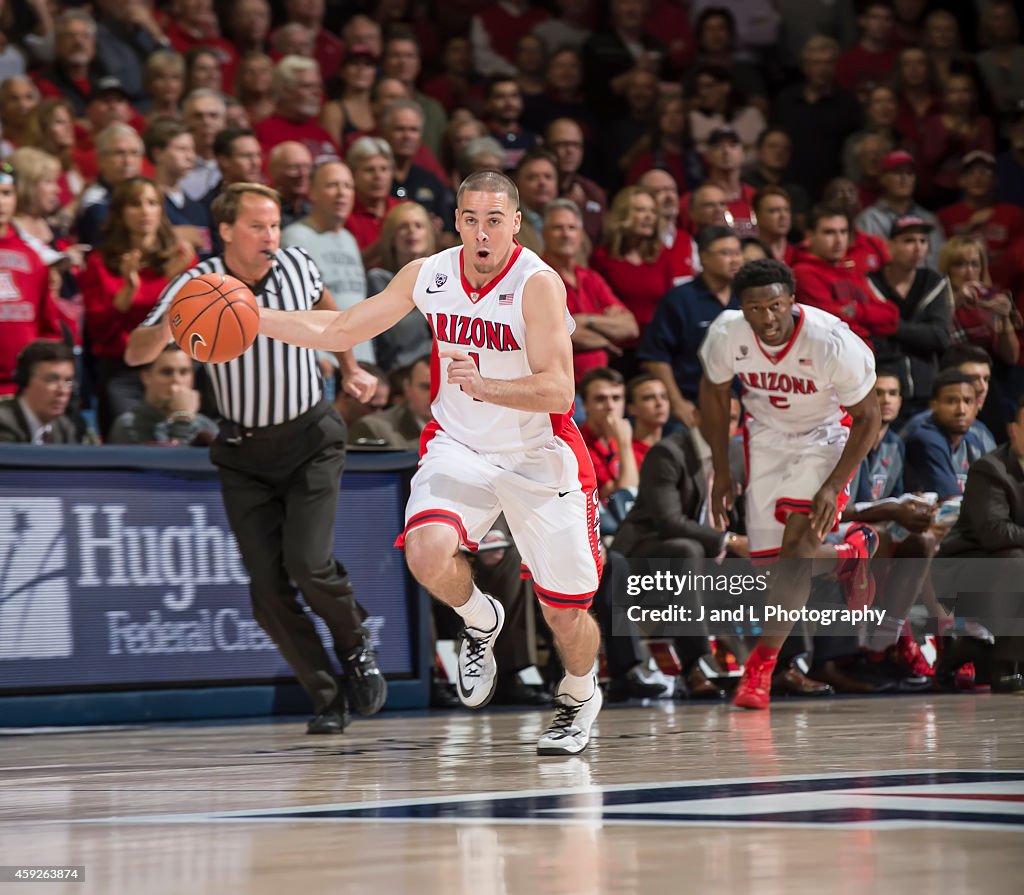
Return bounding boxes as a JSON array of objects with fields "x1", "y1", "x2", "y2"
[{"x1": 465, "y1": 352, "x2": 482, "y2": 402}]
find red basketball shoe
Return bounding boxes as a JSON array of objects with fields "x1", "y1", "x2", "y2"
[
  {"x1": 895, "y1": 630, "x2": 934, "y2": 677},
  {"x1": 835, "y1": 523, "x2": 879, "y2": 611},
  {"x1": 734, "y1": 649, "x2": 778, "y2": 710}
]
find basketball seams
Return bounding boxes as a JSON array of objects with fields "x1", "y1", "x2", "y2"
[{"x1": 170, "y1": 272, "x2": 258, "y2": 363}]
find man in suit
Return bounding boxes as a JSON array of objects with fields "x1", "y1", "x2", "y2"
[
  {"x1": 937, "y1": 392, "x2": 1024, "y2": 692},
  {"x1": 349, "y1": 355, "x2": 430, "y2": 450},
  {"x1": 613, "y1": 398, "x2": 748, "y2": 698},
  {"x1": 0, "y1": 340, "x2": 79, "y2": 444}
]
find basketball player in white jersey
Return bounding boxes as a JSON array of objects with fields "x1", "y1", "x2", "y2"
[
  {"x1": 258, "y1": 170, "x2": 604, "y2": 755},
  {"x1": 699, "y1": 258, "x2": 882, "y2": 710}
]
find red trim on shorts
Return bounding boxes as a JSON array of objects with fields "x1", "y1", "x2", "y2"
[
  {"x1": 750, "y1": 547, "x2": 781, "y2": 567},
  {"x1": 418, "y1": 418, "x2": 442, "y2": 459},
  {"x1": 394, "y1": 509, "x2": 479, "y2": 552},
  {"x1": 558, "y1": 419, "x2": 604, "y2": 582},
  {"x1": 774, "y1": 497, "x2": 814, "y2": 523},
  {"x1": 533, "y1": 582, "x2": 596, "y2": 610},
  {"x1": 459, "y1": 243, "x2": 524, "y2": 304},
  {"x1": 755, "y1": 304, "x2": 804, "y2": 365}
]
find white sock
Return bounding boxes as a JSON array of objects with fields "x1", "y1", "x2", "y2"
[
  {"x1": 559, "y1": 670, "x2": 596, "y2": 702},
  {"x1": 867, "y1": 615, "x2": 903, "y2": 652},
  {"x1": 455, "y1": 586, "x2": 498, "y2": 632}
]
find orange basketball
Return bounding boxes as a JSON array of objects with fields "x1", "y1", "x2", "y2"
[{"x1": 168, "y1": 273, "x2": 259, "y2": 364}]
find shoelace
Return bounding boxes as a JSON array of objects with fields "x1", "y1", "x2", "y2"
[
  {"x1": 461, "y1": 631, "x2": 491, "y2": 678},
  {"x1": 746, "y1": 661, "x2": 773, "y2": 694},
  {"x1": 344, "y1": 648, "x2": 379, "y2": 680},
  {"x1": 546, "y1": 699, "x2": 583, "y2": 737}
]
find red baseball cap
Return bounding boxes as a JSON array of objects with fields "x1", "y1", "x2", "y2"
[{"x1": 880, "y1": 150, "x2": 916, "y2": 173}]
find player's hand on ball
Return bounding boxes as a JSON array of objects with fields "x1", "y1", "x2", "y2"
[
  {"x1": 441, "y1": 349, "x2": 485, "y2": 400},
  {"x1": 710, "y1": 472, "x2": 734, "y2": 530},
  {"x1": 342, "y1": 366, "x2": 378, "y2": 403},
  {"x1": 810, "y1": 483, "x2": 840, "y2": 539}
]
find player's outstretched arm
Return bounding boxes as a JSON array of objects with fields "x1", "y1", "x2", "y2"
[
  {"x1": 125, "y1": 316, "x2": 173, "y2": 366},
  {"x1": 442, "y1": 270, "x2": 575, "y2": 413},
  {"x1": 259, "y1": 260, "x2": 422, "y2": 351},
  {"x1": 811, "y1": 390, "x2": 881, "y2": 539},
  {"x1": 699, "y1": 375, "x2": 735, "y2": 530}
]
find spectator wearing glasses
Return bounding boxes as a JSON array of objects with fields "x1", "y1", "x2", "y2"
[{"x1": 0, "y1": 340, "x2": 79, "y2": 444}]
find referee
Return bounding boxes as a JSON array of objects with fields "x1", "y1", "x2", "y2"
[{"x1": 125, "y1": 182, "x2": 386, "y2": 734}]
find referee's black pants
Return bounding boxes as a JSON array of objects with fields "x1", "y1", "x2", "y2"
[{"x1": 210, "y1": 400, "x2": 369, "y2": 713}]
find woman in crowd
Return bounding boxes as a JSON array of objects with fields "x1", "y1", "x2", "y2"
[
  {"x1": 369, "y1": 202, "x2": 437, "y2": 372},
  {"x1": 9, "y1": 146, "x2": 62, "y2": 247},
  {"x1": 235, "y1": 52, "x2": 275, "y2": 126},
  {"x1": 895, "y1": 46, "x2": 942, "y2": 148},
  {"x1": 623, "y1": 95, "x2": 702, "y2": 191},
  {"x1": 591, "y1": 186, "x2": 673, "y2": 374},
  {"x1": 80, "y1": 178, "x2": 195, "y2": 437},
  {"x1": 920, "y1": 72, "x2": 995, "y2": 207},
  {"x1": 687, "y1": 65, "x2": 766, "y2": 162},
  {"x1": 320, "y1": 45, "x2": 379, "y2": 149},
  {"x1": 22, "y1": 98, "x2": 83, "y2": 207},
  {"x1": 144, "y1": 50, "x2": 186, "y2": 123},
  {"x1": 940, "y1": 235, "x2": 1020, "y2": 366}
]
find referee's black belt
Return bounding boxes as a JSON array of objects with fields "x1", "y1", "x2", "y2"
[{"x1": 220, "y1": 399, "x2": 331, "y2": 444}]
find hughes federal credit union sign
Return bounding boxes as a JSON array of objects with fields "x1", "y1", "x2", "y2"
[{"x1": 0, "y1": 470, "x2": 414, "y2": 691}]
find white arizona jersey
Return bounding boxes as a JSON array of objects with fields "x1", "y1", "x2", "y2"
[
  {"x1": 412, "y1": 244, "x2": 574, "y2": 453},
  {"x1": 699, "y1": 303, "x2": 875, "y2": 440}
]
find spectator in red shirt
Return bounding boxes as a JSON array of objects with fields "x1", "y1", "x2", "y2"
[
  {"x1": 792, "y1": 202, "x2": 898, "y2": 349},
  {"x1": 938, "y1": 151, "x2": 1024, "y2": 267},
  {"x1": 80, "y1": 177, "x2": 195, "y2": 436},
  {"x1": 624, "y1": 95, "x2": 700, "y2": 192},
  {"x1": 639, "y1": 168, "x2": 699, "y2": 286},
  {"x1": 225, "y1": 0, "x2": 272, "y2": 57},
  {"x1": 422, "y1": 36, "x2": 486, "y2": 118},
  {"x1": 344, "y1": 136, "x2": 401, "y2": 269},
  {"x1": 162, "y1": 0, "x2": 239, "y2": 91},
  {"x1": 0, "y1": 162, "x2": 62, "y2": 395},
  {"x1": 36, "y1": 9, "x2": 109, "y2": 121},
  {"x1": 919, "y1": 73, "x2": 996, "y2": 207},
  {"x1": 579, "y1": 367, "x2": 639, "y2": 504},
  {"x1": 21, "y1": 99, "x2": 84, "y2": 209},
  {"x1": 279, "y1": 0, "x2": 343, "y2": 80},
  {"x1": 470, "y1": 0, "x2": 549, "y2": 78},
  {"x1": 319, "y1": 44, "x2": 379, "y2": 149},
  {"x1": 626, "y1": 373, "x2": 670, "y2": 470},
  {"x1": 541, "y1": 199, "x2": 638, "y2": 384},
  {"x1": 253, "y1": 56, "x2": 340, "y2": 165},
  {"x1": 836, "y1": 1, "x2": 898, "y2": 100},
  {"x1": 0, "y1": 76, "x2": 38, "y2": 156},
  {"x1": 591, "y1": 185, "x2": 674, "y2": 344},
  {"x1": 680, "y1": 127, "x2": 757, "y2": 236},
  {"x1": 822, "y1": 175, "x2": 892, "y2": 277},
  {"x1": 894, "y1": 46, "x2": 941, "y2": 149}
]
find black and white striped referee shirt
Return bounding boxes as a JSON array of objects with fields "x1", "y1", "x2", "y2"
[{"x1": 142, "y1": 247, "x2": 325, "y2": 428}]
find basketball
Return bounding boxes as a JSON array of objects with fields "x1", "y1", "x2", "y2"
[{"x1": 168, "y1": 272, "x2": 260, "y2": 364}]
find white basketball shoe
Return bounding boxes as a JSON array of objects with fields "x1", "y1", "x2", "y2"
[
  {"x1": 456, "y1": 596, "x2": 505, "y2": 708},
  {"x1": 537, "y1": 676, "x2": 602, "y2": 755}
]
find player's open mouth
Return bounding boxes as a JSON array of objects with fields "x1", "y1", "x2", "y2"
[{"x1": 476, "y1": 250, "x2": 491, "y2": 260}]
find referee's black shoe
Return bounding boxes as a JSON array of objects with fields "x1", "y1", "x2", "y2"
[
  {"x1": 307, "y1": 694, "x2": 350, "y2": 734},
  {"x1": 341, "y1": 641, "x2": 388, "y2": 716}
]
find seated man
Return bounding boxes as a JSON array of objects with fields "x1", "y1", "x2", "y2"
[
  {"x1": 904, "y1": 369, "x2": 985, "y2": 501},
  {"x1": 578, "y1": 368, "x2": 638, "y2": 524},
  {"x1": 936, "y1": 391, "x2": 1024, "y2": 693},
  {"x1": 0, "y1": 340, "x2": 79, "y2": 444},
  {"x1": 107, "y1": 343, "x2": 218, "y2": 445},
  {"x1": 349, "y1": 355, "x2": 431, "y2": 450}
]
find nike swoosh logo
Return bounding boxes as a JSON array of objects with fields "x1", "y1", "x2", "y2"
[
  {"x1": 558, "y1": 491, "x2": 572, "y2": 497},
  {"x1": 426, "y1": 286, "x2": 446, "y2": 294},
  {"x1": 189, "y1": 332, "x2": 206, "y2": 356}
]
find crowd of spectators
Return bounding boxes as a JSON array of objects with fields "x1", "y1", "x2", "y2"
[{"x1": 3, "y1": 0, "x2": 1024, "y2": 699}]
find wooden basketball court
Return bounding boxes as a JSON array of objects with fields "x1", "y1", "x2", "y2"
[{"x1": 2, "y1": 694, "x2": 1022, "y2": 894}]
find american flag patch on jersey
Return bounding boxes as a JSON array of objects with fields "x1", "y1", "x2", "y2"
[
  {"x1": 799, "y1": 358, "x2": 813, "y2": 366},
  {"x1": 498, "y1": 293, "x2": 513, "y2": 305}
]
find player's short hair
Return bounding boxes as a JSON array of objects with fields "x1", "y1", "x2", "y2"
[
  {"x1": 733, "y1": 258, "x2": 795, "y2": 299},
  {"x1": 579, "y1": 367, "x2": 624, "y2": 402},
  {"x1": 807, "y1": 202, "x2": 852, "y2": 232},
  {"x1": 211, "y1": 182, "x2": 281, "y2": 227},
  {"x1": 696, "y1": 225, "x2": 738, "y2": 253},
  {"x1": 456, "y1": 170, "x2": 520, "y2": 211},
  {"x1": 931, "y1": 369, "x2": 976, "y2": 399},
  {"x1": 626, "y1": 373, "x2": 662, "y2": 404},
  {"x1": 940, "y1": 344, "x2": 992, "y2": 371}
]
